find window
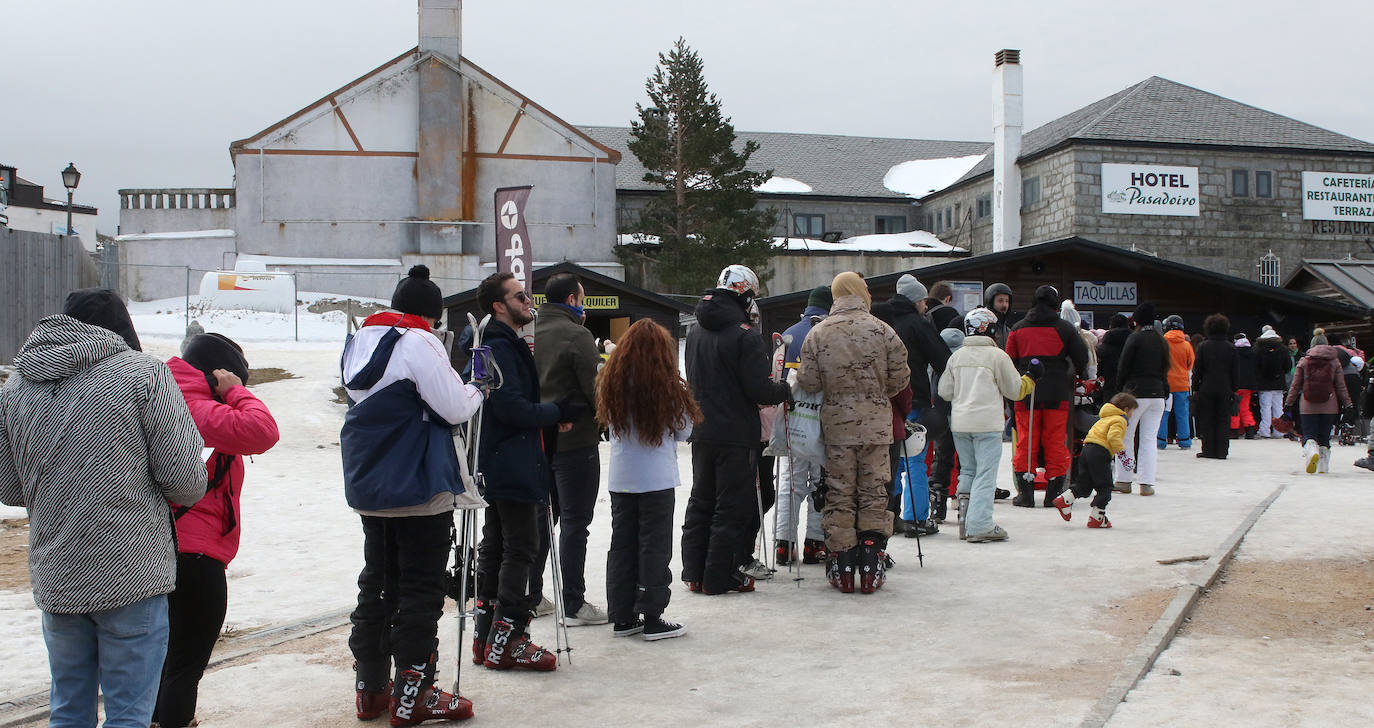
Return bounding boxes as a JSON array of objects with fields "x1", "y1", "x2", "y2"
[
  {"x1": 1232, "y1": 169, "x2": 1249, "y2": 197},
  {"x1": 977, "y1": 193, "x2": 993, "y2": 219},
  {"x1": 793, "y1": 213, "x2": 825, "y2": 237},
  {"x1": 875, "y1": 215, "x2": 907, "y2": 234},
  {"x1": 1258, "y1": 251, "x2": 1281, "y2": 286},
  {"x1": 1256, "y1": 170, "x2": 1273, "y2": 198},
  {"x1": 924, "y1": 214, "x2": 934, "y2": 231},
  {"x1": 1022, "y1": 176, "x2": 1041, "y2": 207},
  {"x1": 943, "y1": 207, "x2": 952, "y2": 230}
]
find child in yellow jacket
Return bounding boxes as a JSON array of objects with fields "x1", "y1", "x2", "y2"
[{"x1": 1053, "y1": 393, "x2": 1137, "y2": 528}]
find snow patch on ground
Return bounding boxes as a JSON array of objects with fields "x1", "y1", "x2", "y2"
[
  {"x1": 883, "y1": 154, "x2": 985, "y2": 197},
  {"x1": 755, "y1": 176, "x2": 814, "y2": 193},
  {"x1": 126, "y1": 291, "x2": 383, "y2": 349}
]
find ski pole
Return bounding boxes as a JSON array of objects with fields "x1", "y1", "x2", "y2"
[
  {"x1": 546, "y1": 502, "x2": 573, "y2": 665},
  {"x1": 900, "y1": 430, "x2": 923, "y2": 568},
  {"x1": 1023, "y1": 359, "x2": 1039, "y2": 487}
]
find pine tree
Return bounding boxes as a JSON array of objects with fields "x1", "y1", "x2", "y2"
[{"x1": 621, "y1": 38, "x2": 776, "y2": 295}]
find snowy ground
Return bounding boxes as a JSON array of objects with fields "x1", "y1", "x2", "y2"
[{"x1": 3, "y1": 300, "x2": 1373, "y2": 725}]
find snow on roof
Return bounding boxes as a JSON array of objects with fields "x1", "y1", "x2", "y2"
[
  {"x1": 774, "y1": 231, "x2": 964, "y2": 254},
  {"x1": 617, "y1": 233, "x2": 662, "y2": 246},
  {"x1": 115, "y1": 229, "x2": 236, "y2": 242},
  {"x1": 755, "y1": 176, "x2": 814, "y2": 193},
  {"x1": 883, "y1": 155, "x2": 986, "y2": 198},
  {"x1": 237, "y1": 254, "x2": 401, "y2": 267}
]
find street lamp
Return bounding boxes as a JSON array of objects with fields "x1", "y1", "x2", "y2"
[{"x1": 61, "y1": 162, "x2": 80, "y2": 238}]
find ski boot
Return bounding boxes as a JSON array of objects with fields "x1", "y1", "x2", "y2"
[
  {"x1": 1087, "y1": 507, "x2": 1112, "y2": 529},
  {"x1": 775, "y1": 539, "x2": 794, "y2": 566},
  {"x1": 1318, "y1": 446, "x2": 1331, "y2": 473},
  {"x1": 702, "y1": 570, "x2": 756, "y2": 594},
  {"x1": 802, "y1": 539, "x2": 827, "y2": 564},
  {"x1": 1304, "y1": 440, "x2": 1320, "y2": 474},
  {"x1": 470, "y1": 598, "x2": 493, "y2": 665},
  {"x1": 1052, "y1": 490, "x2": 1074, "y2": 521},
  {"x1": 483, "y1": 610, "x2": 556, "y2": 671},
  {"x1": 390, "y1": 660, "x2": 474, "y2": 725},
  {"x1": 683, "y1": 580, "x2": 703, "y2": 593},
  {"x1": 994, "y1": 488, "x2": 1011, "y2": 500},
  {"x1": 1011, "y1": 474, "x2": 1036, "y2": 508},
  {"x1": 355, "y1": 660, "x2": 390, "y2": 721},
  {"x1": 826, "y1": 549, "x2": 855, "y2": 593},
  {"x1": 929, "y1": 486, "x2": 948, "y2": 523},
  {"x1": 1043, "y1": 476, "x2": 1066, "y2": 508},
  {"x1": 956, "y1": 493, "x2": 970, "y2": 540},
  {"x1": 857, "y1": 533, "x2": 887, "y2": 594}
]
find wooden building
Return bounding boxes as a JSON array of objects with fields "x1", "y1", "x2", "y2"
[{"x1": 758, "y1": 237, "x2": 1369, "y2": 343}]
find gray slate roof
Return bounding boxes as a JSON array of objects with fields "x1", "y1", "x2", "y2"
[
  {"x1": 578, "y1": 126, "x2": 986, "y2": 199},
  {"x1": 943, "y1": 77, "x2": 1374, "y2": 193},
  {"x1": 1290, "y1": 259, "x2": 1374, "y2": 308}
]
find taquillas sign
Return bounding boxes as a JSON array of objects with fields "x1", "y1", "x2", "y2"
[{"x1": 1101, "y1": 164, "x2": 1200, "y2": 217}]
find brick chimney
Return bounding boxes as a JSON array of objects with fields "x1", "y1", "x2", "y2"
[
  {"x1": 992, "y1": 49, "x2": 1022, "y2": 252},
  {"x1": 417, "y1": 0, "x2": 464, "y2": 251}
]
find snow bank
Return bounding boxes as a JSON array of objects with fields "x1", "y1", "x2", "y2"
[
  {"x1": 883, "y1": 154, "x2": 985, "y2": 197},
  {"x1": 755, "y1": 176, "x2": 814, "y2": 193},
  {"x1": 126, "y1": 291, "x2": 385, "y2": 348}
]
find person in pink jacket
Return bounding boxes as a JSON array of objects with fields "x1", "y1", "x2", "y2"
[{"x1": 154, "y1": 333, "x2": 280, "y2": 728}]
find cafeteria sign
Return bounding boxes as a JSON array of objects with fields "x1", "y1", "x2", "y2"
[
  {"x1": 532, "y1": 294, "x2": 620, "y2": 309},
  {"x1": 1073, "y1": 281, "x2": 1137, "y2": 306},
  {"x1": 1302, "y1": 171, "x2": 1374, "y2": 223}
]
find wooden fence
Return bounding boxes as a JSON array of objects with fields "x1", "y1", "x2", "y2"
[{"x1": 0, "y1": 229, "x2": 102, "y2": 363}]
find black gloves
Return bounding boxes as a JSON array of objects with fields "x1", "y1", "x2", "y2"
[{"x1": 1027, "y1": 358, "x2": 1045, "y2": 381}]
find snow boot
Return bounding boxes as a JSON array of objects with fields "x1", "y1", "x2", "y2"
[
  {"x1": 355, "y1": 660, "x2": 390, "y2": 721},
  {"x1": 775, "y1": 539, "x2": 794, "y2": 566},
  {"x1": 470, "y1": 598, "x2": 493, "y2": 665},
  {"x1": 483, "y1": 610, "x2": 556, "y2": 671},
  {"x1": 956, "y1": 494, "x2": 969, "y2": 540},
  {"x1": 1355, "y1": 454, "x2": 1374, "y2": 471},
  {"x1": 826, "y1": 549, "x2": 855, "y2": 593},
  {"x1": 1304, "y1": 440, "x2": 1320, "y2": 474},
  {"x1": 1318, "y1": 446, "x2": 1331, "y2": 473},
  {"x1": 1012, "y1": 475, "x2": 1035, "y2": 508},
  {"x1": 1052, "y1": 490, "x2": 1075, "y2": 521},
  {"x1": 389, "y1": 660, "x2": 473, "y2": 725},
  {"x1": 966, "y1": 525, "x2": 1009, "y2": 543},
  {"x1": 683, "y1": 580, "x2": 702, "y2": 592},
  {"x1": 929, "y1": 486, "x2": 948, "y2": 523},
  {"x1": 702, "y1": 571, "x2": 756, "y2": 594},
  {"x1": 857, "y1": 533, "x2": 887, "y2": 594},
  {"x1": 994, "y1": 488, "x2": 1011, "y2": 500},
  {"x1": 1043, "y1": 476, "x2": 1066, "y2": 508},
  {"x1": 802, "y1": 539, "x2": 827, "y2": 564},
  {"x1": 1087, "y1": 507, "x2": 1112, "y2": 529}
]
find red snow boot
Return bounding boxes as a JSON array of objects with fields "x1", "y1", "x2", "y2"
[
  {"x1": 827, "y1": 549, "x2": 856, "y2": 593},
  {"x1": 775, "y1": 539, "x2": 794, "y2": 566},
  {"x1": 470, "y1": 638, "x2": 486, "y2": 666},
  {"x1": 389, "y1": 668, "x2": 473, "y2": 725},
  {"x1": 355, "y1": 661, "x2": 390, "y2": 721},
  {"x1": 1087, "y1": 507, "x2": 1112, "y2": 529},
  {"x1": 857, "y1": 535, "x2": 887, "y2": 594},
  {"x1": 358, "y1": 689, "x2": 389, "y2": 721},
  {"x1": 684, "y1": 580, "x2": 702, "y2": 593},
  {"x1": 1052, "y1": 493, "x2": 1074, "y2": 522},
  {"x1": 483, "y1": 613, "x2": 557, "y2": 671},
  {"x1": 802, "y1": 539, "x2": 827, "y2": 564}
]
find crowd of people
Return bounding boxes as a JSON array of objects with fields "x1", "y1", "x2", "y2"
[{"x1": 3, "y1": 264, "x2": 1372, "y2": 727}]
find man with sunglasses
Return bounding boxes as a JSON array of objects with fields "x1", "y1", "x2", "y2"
[{"x1": 469, "y1": 272, "x2": 582, "y2": 672}]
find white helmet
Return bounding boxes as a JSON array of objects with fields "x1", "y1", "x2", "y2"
[
  {"x1": 965, "y1": 306, "x2": 998, "y2": 337},
  {"x1": 718, "y1": 265, "x2": 761, "y2": 298}
]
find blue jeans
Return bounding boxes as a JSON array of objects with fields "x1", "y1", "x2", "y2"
[
  {"x1": 43, "y1": 594, "x2": 169, "y2": 728},
  {"x1": 1159, "y1": 391, "x2": 1192, "y2": 448},
  {"x1": 952, "y1": 431, "x2": 1004, "y2": 537}
]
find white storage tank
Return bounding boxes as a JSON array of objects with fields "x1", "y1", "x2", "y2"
[{"x1": 197, "y1": 270, "x2": 295, "y2": 313}]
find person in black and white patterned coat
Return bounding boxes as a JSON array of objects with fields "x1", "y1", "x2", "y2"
[{"x1": 0, "y1": 288, "x2": 207, "y2": 728}]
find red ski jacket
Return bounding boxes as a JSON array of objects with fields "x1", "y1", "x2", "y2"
[{"x1": 166, "y1": 356, "x2": 280, "y2": 565}]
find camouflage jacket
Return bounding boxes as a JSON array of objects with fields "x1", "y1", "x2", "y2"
[{"x1": 797, "y1": 295, "x2": 911, "y2": 445}]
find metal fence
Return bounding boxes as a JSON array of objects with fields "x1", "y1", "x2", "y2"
[{"x1": 0, "y1": 230, "x2": 101, "y2": 363}]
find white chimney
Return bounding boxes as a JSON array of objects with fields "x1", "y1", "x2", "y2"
[
  {"x1": 419, "y1": 0, "x2": 461, "y2": 60},
  {"x1": 992, "y1": 49, "x2": 1022, "y2": 252}
]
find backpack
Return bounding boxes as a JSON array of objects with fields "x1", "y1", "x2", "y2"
[{"x1": 1303, "y1": 354, "x2": 1336, "y2": 403}]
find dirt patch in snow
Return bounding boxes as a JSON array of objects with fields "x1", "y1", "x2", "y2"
[
  {"x1": 0, "y1": 518, "x2": 30, "y2": 591},
  {"x1": 307, "y1": 297, "x2": 387, "y2": 318},
  {"x1": 248, "y1": 367, "x2": 300, "y2": 386},
  {"x1": 1181, "y1": 558, "x2": 1374, "y2": 641}
]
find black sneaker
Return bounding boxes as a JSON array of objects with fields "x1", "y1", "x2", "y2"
[
  {"x1": 612, "y1": 618, "x2": 644, "y2": 637},
  {"x1": 642, "y1": 615, "x2": 686, "y2": 641}
]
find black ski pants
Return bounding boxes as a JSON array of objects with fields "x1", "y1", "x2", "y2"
[
  {"x1": 531, "y1": 445, "x2": 600, "y2": 615},
  {"x1": 682, "y1": 442, "x2": 755, "y2": 593},
  {"x1": 1194, "y1": 392, "x2": 1232, "y2": 459},
  {"x1": 1070, "y1": 442, "x2": 1114, "y2": 509},
  {"x1": 476, "y1": 499, "x2": 540, "y2": 626},
  {"x1": 349, "y1": 512, "x2": 451, "y2": 679},
  {"x1": 153, "y1": 553, "x2": 227, "y2": 728},
  {"x1": 606, "y1": 489, "x2": 675, "y2": 624}
]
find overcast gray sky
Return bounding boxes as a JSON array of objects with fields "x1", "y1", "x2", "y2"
[{"x1": 5, "y1": 0, "x2": 1368, "y2": 234}]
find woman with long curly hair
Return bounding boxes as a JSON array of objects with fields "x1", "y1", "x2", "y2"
[{"x1": 596, "y1": 319, "x2": 701, "y2": 641}]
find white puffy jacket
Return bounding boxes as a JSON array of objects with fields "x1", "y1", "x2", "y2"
[{"x1": 937, "y1": 335, "x2": 1029, "y2": 433}]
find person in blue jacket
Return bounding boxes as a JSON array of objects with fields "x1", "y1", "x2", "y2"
[{"x1": 468, "y1": 272, "x2": 581, "y2": 672}]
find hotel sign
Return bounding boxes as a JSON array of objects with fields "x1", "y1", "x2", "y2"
[
  {"x1": 1302, "y1": 172, "x2": 1374, "y2": 223},
  {"x1": 1101, "y1": 164, "x2": 1200, "y2": 217}
]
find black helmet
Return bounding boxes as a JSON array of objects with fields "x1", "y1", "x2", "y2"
[
  {"x1": 1163, "y1": 315, "x2": 1184, "y2": 332},
  {"x1": 984, "y1": 283, "x2": 1012, "y2": 311}
]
